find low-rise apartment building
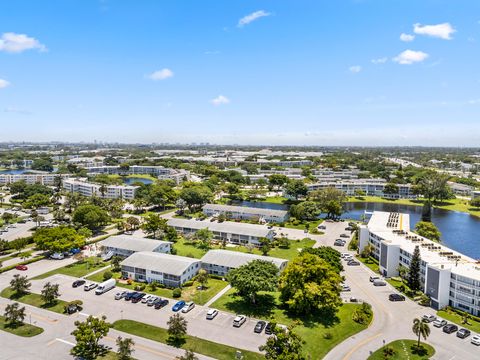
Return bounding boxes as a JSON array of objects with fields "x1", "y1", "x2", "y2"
[
  {"x1": 0, "y1": 173, "x2": 67, "y2": 186},
  {"x1": 202, "y1": 203, "x2": 289, "y2": 223},
  {"x1": 167, "y1": 218, "x2": 275, "y2": 246},
  {"x1": 201, "y1": 249, "x2": 288, "y2": 276},
  {"x1": 359, "y1": 211, "x2": 480, "y2": 315},
  {"x1": 120, "y1": 251, "x2": 201, "y2": 287},
  {"x1": 84, "y1": 165, "x2": 190, "y2": 184},
  {"x1": 63, "y1": 178, "x2": 138, "y2": 200},
  {"x1": 100, "y1": 235, "x2": 172, "y2": 257}
]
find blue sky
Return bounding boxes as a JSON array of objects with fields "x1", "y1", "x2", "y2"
[{"x1": 1, "y1": 0, "x2": 479, "y2": 146}]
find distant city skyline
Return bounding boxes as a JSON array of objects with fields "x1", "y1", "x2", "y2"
[{"x1": 1, "y1": 1, "x2": 480, "y2": 145}]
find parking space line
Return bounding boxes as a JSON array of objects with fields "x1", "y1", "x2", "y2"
[{"x1": 54, "y1": 338, "x2": 75, "y2": 346}]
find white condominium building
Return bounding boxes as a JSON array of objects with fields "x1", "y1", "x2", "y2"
[
  {"x1": 0, "y1": 173, "x2": 66, "y2": 186},
  {"x1": 359, "y1": 211, "x2": 480, "y2": 316},
  {"x1": 202, "y1": 203, "x2": 289, "y2": 223},
  {"x1": 63, "y1": 178, "x2": 138, "y2": 200},
  {"x1": 84, "y1": 165, "x2": 190, "y2": 184}
]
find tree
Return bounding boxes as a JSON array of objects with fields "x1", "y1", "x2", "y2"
[
  {"x1": 284, "y1": 180, "x2": 308, "y2": 200},
  {"x1": 259, "y1": 237, "x2": 273, "y2": 256},
  {"x1": 412, "y1": 318, "x2": 430, "y2": 349},
  {"x1": 179, "y1": 186, "x2": 213, "y2": 211},
  {"x1": 72, "y1": 204, "x2": 110, "y2": 230},
  {"x1": 259, "y1": 324, "x2": 305, "y2": 360},
  {"x1": 141, "y1": 213, "x2": 167, "y2": 239},
  {"x1": 111, "y1": 256, "x2": 122, "y2": 272},
  {"x1": 41, "y1": 282, "x2": 60, "y2": 305},
  {"x1": 415, "y1": 221, "x2": 441, "y2": 242},
  {"x1": 33, "y1": 226, "x2": 85, "y2": 253},
  {"x1": 116, "y1": 336, "x2": 135, "y2": 360},
  {"x1": 10, "y1": 274, "x2": 31, "y2": 295},
  {"x1": 415, "y1": 171, "x2": 453, "y2": 221},
  {"x1": 383, "y1": 183, "x2": 399, "y2": 196},
  {"x1": 176, "y1": 198, "x2": 188, "y2": 214},
  {"x1": 301, "y1": 247, "x2": 343, "y2": 273},
  {"x1": 408, "y1": 245, "x2": 422, "y2": 292},
  {"x1": 397, "y1": 264, "x2": 409, "y2": 284},
  {"x1": 196, "y1": 269, "x2": 209, "y2": 289},
  {"x1": 309, "y1": 187, "x2": 346, "y2": 220},
  {"x1": 71, "y1": 315, "x2": 111, "y2": 359},
  {"x1": 279, "y1": 253, "x2": 342, "y2": 315},
  {"x1": 3, "y1": 302, "x2": 26, "y2": 327},
  {"x1": 360, "y1": 243, "x2": 374, "y2": 259},
  {"x1": 148, "y1": 181, "x2": 177, "y2": 209},
  {"x1": 227, "y1": 260, "x2": 278, "y2": 304},
  {"x1": 470, "y1": 197, "x2": 480, "y2": 209},
  {"x1": 126, "y1": 216, "x2": 140, "y2": 230},
  {"x1": 164, "y1": 226, "x2": 179, "y2": 242},
  {"x1": 167, "y1": 313, "x2": 188, "y2": 346},
  {"x1": 268, "y1": 174, "x2": 289, "y2": 191},
  {"x1": 31, "y1": 157, "x2": 54, "y2": 172},
  {"x1": 23, "y1": 193, "x2": 51, "y2": 209},
  {"x1": 176, "y1": 350, "x2": 198, "y2": 360},
  {"x1": 289, "y1": 201, "x2": 320, "y2": 221},
  {"x1": 354, "y1": 188, "x2": 366, "y2": 198},
  {"x1": 194, "y1": 228, "x2": 213, "y2": 249}
]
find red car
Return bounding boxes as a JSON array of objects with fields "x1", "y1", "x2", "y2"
[{"x1": 15, "y1": 265, "x2": 28, "y2": 271}]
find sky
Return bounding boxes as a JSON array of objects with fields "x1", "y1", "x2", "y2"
[{"x1": 0, "y1": 0, "x2": 480, "y2": 146}]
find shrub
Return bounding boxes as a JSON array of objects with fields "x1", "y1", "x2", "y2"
[
  {"x1": 352, "y1": 303, "x2": 373, "y2": 325},
  {"x1": 186, "y1": 252, "x2": 195, "y2": 258},
  {"x1": 134, "y1": 284, "x2": 146, "y2": 291},
  {"x1": 126, "y1": 278, "x2": 133, "y2": 285},
  {"x1": 64, "y1": 300, "x2": 83, "y2": 313},
  {"x1": 170, "y1": 247, "x2": 178, "y2": 255},
  {"x1": 172, "y1": 288, "x2": 182, "y2": 298},
  {"x1": 323, "y1": 332, "x2": 333, "y2": 340},
  {"x1": 102, "y1": 271, "x2": 113, "y2": 281},
  {"x1": 209, "y1": 274, "x2": 223, "y2": 280},
  {"x1": 183, "y1": 281, "x2": 194, "y2": 287},
  {"x1": 310, "y1": 228, "x2": 320, "y2": 234}
]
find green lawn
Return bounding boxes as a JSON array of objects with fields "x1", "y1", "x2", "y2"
[
  {"x1": 0, "y1": 288, "x2": 69, "y2": 315},
  {"x1": 281, "y1": 219, "x2": 324, "y2": 231},
  {"x1": 173, "y1": 237, "x2": 315, "y2": 261},
  {"x1": 113, "y1": 319, "x2": 263, "y2": 360},
  {"x1": 32, "y1": 257, "x2": 110, "y2": 280},
  {"x1": 0, "y1": 315, "x2": 44, "y2": 337},
  {"x1": 211, "y1": 288, "x2": 372, "y2": 359},
  {"x1": 437, "y1": 308, "x2": 480, "y2": 333},
  {"x1": 87, "y1": 270, "x2": 228, "y2": 305},
  {"x1": 357, "y1": 256, "x2": 380, "y2": 274},
  {"x1": 368, "y1": 339, "x2": 435, "y2": 360}
]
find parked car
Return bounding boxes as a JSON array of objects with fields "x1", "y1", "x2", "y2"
[
  {"x1": 433, "y1": 319, "x2": 447, "y2": 328},
  {"x1": 340, "y1": 234, "x2": 349, "y2": 238},
  {"x1": 265, "y1": 322, "x2": 273, "y2": 335},
  {"x1": 373, "y1": 279, "x2": 387, "y2": 286},
  {"x1": 172, "y1": 300, "x2": 186, "y2": 312},
  {"x1": 154, "y1": 299, "x2": 169, "y2": 309},
  {"x1": 15, "y1": 265, "x2": 28, "y2": 271},
  {"x1": 389, "y1": 293, "x2": 405, "y2": 301},
  {"x1": 84, "y1": 283, "x2": 97, "y2": 291},
  {"x1": 347, "y1": 260, "x2": 360, "y2": 266},
  {"x1": 457, "y1": 328, "x2": 471, "y2": 339},
  {"x1": 254, "y1": 320, "x2": 266, "y2": 333},
  {"x1": 443, "y1": 324, "x2": 458, "y2": 334},
  {"x1": 147, "y1": 296, "x2": 159, "y2": 306},
  {"x1": 182, "y1": 301, "x2": 195, "y2": 313},
  {"x1": 422, "y1": 314, "x2": 437, "y2": 323},
  {"x1": 66, "y1": 303, "x2": 79, "y2": 314},
  {"x1": 141, "y1": 295, "x2": 153, "y2": 304},
  {"x1": 341, "y1": 284, "x2": 351, "y2": 292},
  {"x1": 114, "y1": 291, "x2": 127, "y2": 300},
  {"x1": 72, "y1": 279, "x2": 86, "y2": 288},
  {"x1": 318, "y1": 225, "x2": 326, "y2": 230},
  {"x1": 206, "y1": 309, "x2": 218, "y2": 320},
  {"x1": 233, "y1": 315, "x2": 247, "y2": 328},
  {"x1": 95, "y1": 279, "x2": 116, "y2": 295},
  {"x1": 131, "y1": 293, "x2": 145, "y2": 303},
  {"x1": 124, "y1": 292, "x2": 137, "y2": 301},
  {"x1": 471, "y1": 334, "x2": 480, "y2": 345},
  {"x1": 369, "y1": 276, "x2": 380, "y2": 282},
  {"x1": 334, "y1": 240, "x2": 346, "y2": 246},
  {"x1": 50, "y1": 252, "x2": 65, "y2": 260},
  {"x1": 349, "y1": 297, "x2": 358, "y2": 303}
]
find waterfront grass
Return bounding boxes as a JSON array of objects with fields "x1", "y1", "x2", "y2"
[
  {"x1": 0, "y1": 315, "x2": 44, "y2": 337},
  {"x1": 112, "y1": 319, "x2": 264, "y2": 360},
  {"x1": 368, "y1": 339, "x2": 435, "y2": 360}
]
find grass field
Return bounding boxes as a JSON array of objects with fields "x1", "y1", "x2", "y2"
[
  {"x1": 33, "y1": 257, "x2": 110, "y2": 280},
  {"x1": 437, "y1": 308, "x2": 480, "y2": 333},
  {"x1": 173, "y1": 237, "x2": 315, "y2": 261},
  {"x1": 0, "y1": 288, "x2": 69, "y2": 315},
  {"x1": 113, "y1": 319, "x2": 263, "y2": 360},
  {"x1": 368, "y1": 339, "x2": 435, "y2": 360},
  {"x1": 211, "y1": 288, "x2": 372, "y2": 359},
  {"x1": 357, "y1": 256, "x2": 380, "y2": 274},
  {"x1": 0, "y1": 315, "x2": 44, "y2": 337}
]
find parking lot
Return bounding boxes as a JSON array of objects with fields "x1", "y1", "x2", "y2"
[{"x1": 29, "y1": 274, "x2": 270, "y2": 353}]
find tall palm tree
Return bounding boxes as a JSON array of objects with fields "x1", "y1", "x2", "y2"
[{"x1": 412, "y1": 318, "x2": 430, "y2": 348}]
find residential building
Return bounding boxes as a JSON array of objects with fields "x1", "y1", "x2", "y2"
[
  {"x1": 167, "y1": 218, "x2": 275, "y2": 246},
  {"x1": 100, "y1": 235, "x2": 172, "y2": 257},
  {"x1": 202, "y1": 204, "x2": 289, "y2": 223},
  {"x1": 120, "y1": 251, "x2": 201, "y2": 287},
  {"x1": 84, "y1": 165, "x2": 190, "y2": 184},
  {"x1": 62, "y1": 178, "x2": 138, "y2": 200},
  {"x1": 448, "y1": 181, "x2": 474, "y2": 197},
  {"x1": 359, "y1": 211, "x2": 480, "y2": 316},
  {"x1": 200, "y1": 249, "x2": 288, "y2": 276},
  {"x1": 0, "y1": 173, "x2": 67, "y2": 186}
]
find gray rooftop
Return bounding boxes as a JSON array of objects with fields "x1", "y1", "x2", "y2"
[
  {"x1": 101, "y1": 235, "x2": 172, "y2": 253},
  {"x1": 201, "y1": 249, "x2": 287, "y2": 269},
  {"x1": 203, "y1": 203, "x2": 288, "y2": 217},
  {"x1": 121, "y1": 251, "x2": 200, "y2": 276},
  {"x1": 167, "y1": 218, "x2": 273, "y2": 238}
]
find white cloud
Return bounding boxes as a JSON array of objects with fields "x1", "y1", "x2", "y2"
[
  {"x1": 238, "y1": 10, "x2": 270, "y2": 27},
  {"x1": 371, "y1": 57, "x2": 388, "y2": 64},
  {"x1": 4, "y1": 107, "x2": 31, "y2": 115},
  {"x1": 400, "y1": 33, "x2": 415, "y2": 42},
  {"x1": 148, "y1": 68, "x2": 174, "y2": 81},
  {"x1": 0, "y1": 32, "x2": 46, "y2": 53},
  {"x1": 468, "y1": 99, "x2": 480, "y2": 105},
  {"x1": 413, "y1": 23, "x2": 456, "y2": 40},
  {"x1": 210, "y1": 95, "x2": 230, "y2": 106},
  {"x1": 393, "y1": 50, "x2": 429, "y2": 65},
  {"x1": 0, "y1": 79, "x2": 10, "y2": 88},
  {"x1": 349, "y1": 65, "x2": 362, "y2": 73}
]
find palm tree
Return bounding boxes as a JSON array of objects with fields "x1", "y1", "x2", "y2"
[
  {"x1": 412, "y1": 318, "x2": 430, "y2": 349},
  {"x1": 397, "y1": 265, "x2": 409, "y2": 284}
]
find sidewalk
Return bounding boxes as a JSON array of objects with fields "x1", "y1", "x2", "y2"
[{"x1": 204, "y1": 284, "x2": 231, "y2": 307}]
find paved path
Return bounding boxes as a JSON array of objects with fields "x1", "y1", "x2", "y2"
[{"x1": 204, "y1": 284, "x2": 231, "y2": 307}]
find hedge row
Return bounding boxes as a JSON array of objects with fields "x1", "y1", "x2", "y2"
[{"x1": 0, "y1": 255, "x2": 45, "y2": 274}]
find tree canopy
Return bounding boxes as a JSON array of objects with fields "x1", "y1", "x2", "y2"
[
  {"x1": 72, "y1": 204, "x2": 110, "y2": 230},
  {"x1": 415, "y1": 221, "x2": 441, "y2": 242},
  {"x1": 33, "y1": 226, "x2": 85, "y2": 253}
]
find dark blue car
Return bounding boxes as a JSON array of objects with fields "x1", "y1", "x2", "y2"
[{"x1": 172, "y1": 300, "x2": 185, "y2": 312}]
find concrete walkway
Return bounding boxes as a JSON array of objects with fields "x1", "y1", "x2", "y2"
[
  {"x1": 83, "y1": 264, "x2": 112, "y2": 280},
  {"x1": 204, "y1": 284, "x2": 231, "y2": 307}
]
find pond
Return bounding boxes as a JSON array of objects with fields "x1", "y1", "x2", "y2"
[
  {"x1": 0, "y1": 169, "x2": 31, "y2": 174},
  {"x1": 232, "y1": 200, "x2": 289, "y2": 211},
  {"x1": 122, "y1": 177, "x2": 153, "y2": 185},
  {"x1": 343, "y1": 202, "x2": 480, "y2": 260}
]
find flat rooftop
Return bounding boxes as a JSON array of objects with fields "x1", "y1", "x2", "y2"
[
  {"x1": 203, "y1": 203, "x2": 288, "y2": 217},
  {"x1": 167, "y1": 218, "x2": 273, "y2": 238},
  {"x1": 101, "y1": 235, "x2": 172, "y2": 253}
]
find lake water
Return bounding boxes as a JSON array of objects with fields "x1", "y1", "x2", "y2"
[
  {"x1": 122, "y1": 177, "x2": 153, "y2": 185},
  {"x1": 234, "y1": 200, "x2": 480, "y2": 259},
  {"x1": 0, "y1": 169, "x2": 30, "y2": 174}
]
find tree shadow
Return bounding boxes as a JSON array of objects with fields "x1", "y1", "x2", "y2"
[
  {"x1": 223, "y1": 293, "x2": 277, "y2": 318},
  {"x1": 282, "y1": 306, "x2": 340, "y2": 328},
  {"x1": 410, "y1": 344, "x2": 428, "y2": 356},
  {"x1": 167, "y1": 336, "x2": 186, "y2": 348}
]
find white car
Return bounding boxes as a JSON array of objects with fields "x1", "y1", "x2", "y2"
[
  {"x1": 50, "y1": 252, "x2": 65, "y2": 260},
  {"x1": 433, "y1": 319, "x2": 447, "y2": 328},
  {"x1": 369, "y1": 276, "x2": 380, "y2": 282},
  {"x1": 341, "y1": 284, "x2": 351, "y2": 292},
  {"x1": 471, "y1": 334, "x2": 480, "y2": 345},
  {"x1": 206, "y1": 309, "x2": 218, "y2": 320},
  {"x1": 422, "y1": 314, "x2": 436, "y2": 323},
  {"x1": 182, "y1": 301, "x2": 195, "y2": 313},
  {"x1": 141, "y1": 295, "x2": 153, "y2": 304},
  {"x1": 233, "y1": 315, "x2": 247, "y2": 327},
  {"x1": 114, "y1": 291, "x2": 127, "y2": 300},
  {"x1": 147, "y1": 296, "x2": 159, "y2": 306},
  {"x1": 84, "y1": 283, "x2": 97, "y2": 291}
]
